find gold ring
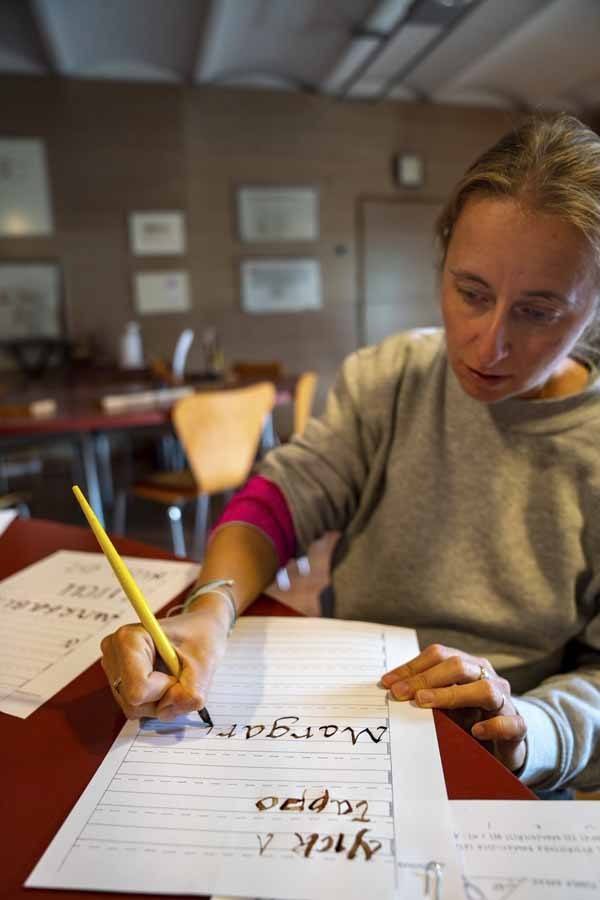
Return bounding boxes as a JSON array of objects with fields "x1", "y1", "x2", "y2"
[
  {"x1": 112, "y1": 677, "x2": 122, "y2": 695},
  {"x1": 478, "y1": 665, "x2": 490, "y2": 680}
]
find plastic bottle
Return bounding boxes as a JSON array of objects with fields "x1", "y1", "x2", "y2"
[{"x1": 119, "y1": 321, "x2": 144, "y2": 370}]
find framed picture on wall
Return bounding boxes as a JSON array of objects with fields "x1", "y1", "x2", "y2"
[
  {"x1": 129, "y1": 211, "x2": 187, "y2": 256},
  {"x1": 0, "y1": 262, "x2": 63, "y2": 339},
  {"x1": 240, "y1": 258, "x2": 322, "y2": 314},
  {"x1": 237, "y1": 187, "x2": 319, "y2": 242},
  {"x1": 134, "y1": 270, "x2": 191, "y2": 315},
  {"x1": 0, "y1": 138, "x2": 54, "y2": 236}
]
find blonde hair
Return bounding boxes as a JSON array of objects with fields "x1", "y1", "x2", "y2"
[
  {"x1": 436, "y1": 113, "x2": 600, "y2": 270},
  {"x1": 436, "y1": 112, "x2": 600, "y2": 350}
]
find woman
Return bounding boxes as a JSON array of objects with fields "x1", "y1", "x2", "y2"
[{"x1": 102, "y1": 112, "x2": 600, "y2": 794}]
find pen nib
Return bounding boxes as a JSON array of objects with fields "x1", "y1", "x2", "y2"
[{"x1": 198, "y1": 707, "x2": 213, "y2": 727}]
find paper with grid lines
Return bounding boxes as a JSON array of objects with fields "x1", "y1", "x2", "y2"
[
  {"x1": 0, "y1": 550, "x2": 198, "y2": 718},
  {"x1": 27, "y1": 616, "x2": 464, "y2": 899}
]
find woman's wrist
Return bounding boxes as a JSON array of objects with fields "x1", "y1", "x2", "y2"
[{"x1": 183, "y1": 580, "x2": 237, "y2": 634}]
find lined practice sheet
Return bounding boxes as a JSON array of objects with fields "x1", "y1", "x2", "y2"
[
  {"x1": 27, "y1": 616, "x2": 464, "y2": 899},
  {"x1": 452, "y1": 800, "x2": 600, "y2": 899},
  {"x1": 0, "y1": 550, "x2": 198, "y2": 718}
]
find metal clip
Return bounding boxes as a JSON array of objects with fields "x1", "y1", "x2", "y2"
[{"x1": 425, "y1": 860, "x2": 443, "y2": 900}]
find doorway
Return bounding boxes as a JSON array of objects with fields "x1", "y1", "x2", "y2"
[{"x1": 359, "y1": 199, "x2": 443, "y2": 347}]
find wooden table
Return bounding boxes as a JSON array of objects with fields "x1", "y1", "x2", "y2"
[
  {"x1": 0, "y1": 369, "x2": 295, "y2": 528},
  {"x1": 1, "y1": 518, "x2": 535, "y2": 900}
]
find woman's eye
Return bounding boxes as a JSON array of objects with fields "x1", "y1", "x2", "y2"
[
  {"x1": 515, "y1": 305, "x2": 560, "y2": 324},
  {"x1": 458, "y1": 288, "x2": 488, "y2": 306}
]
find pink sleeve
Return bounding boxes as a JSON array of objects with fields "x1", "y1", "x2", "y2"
[{"x1": 211, "y1": 474, "x2": 297, "y2": 567}]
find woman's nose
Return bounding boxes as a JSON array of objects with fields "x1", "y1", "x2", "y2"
[{"x1": 476, "y1": 315, "x2": 511, "y2": 368}]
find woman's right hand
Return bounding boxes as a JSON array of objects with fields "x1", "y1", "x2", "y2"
[{"x1": 100, "y1": 597, "x2": 231, "y2": 721}]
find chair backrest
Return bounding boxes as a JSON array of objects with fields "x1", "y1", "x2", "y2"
[
  {"x1": 231, "y1": 360, "x2": 283, "y2": 381},
  {"x1": 293, "y1": 371, "x2": 318, "y2": 436},
  {"x1": 172, "y1": 382, "x2": 276, "y2": 494}
]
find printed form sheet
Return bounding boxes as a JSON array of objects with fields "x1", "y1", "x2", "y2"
[
  {"x1": 0, "y1": 550, "x2": 198, "y2": 718},
  {"x1": 27, "y1": 616, "x2": 464, "y2": 899},
  {"x1": 452, "y1": 800, "x2": 600, "y2": 899}
]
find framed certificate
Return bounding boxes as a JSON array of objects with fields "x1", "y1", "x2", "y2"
[
  {"x1": 240, "y1": 258, "x2": 322, "y2": 314},
  {"x1": 134, "y1": 271, "x2": 191, "y2": 315},
  {"x1": 237, "y1": 187, "x2": 319, "y2": 242},
  {"x1": 129, "y1": 211, "x2": 186, "y2": 256}
]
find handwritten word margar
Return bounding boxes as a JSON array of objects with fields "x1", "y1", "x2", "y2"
[{"x1": 203, "y1": 715, "x2": 388, "y2": 745}]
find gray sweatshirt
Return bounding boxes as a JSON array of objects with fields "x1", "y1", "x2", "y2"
[{"x1": 259, "y1": 329, "x2": 600, "y2": 792}]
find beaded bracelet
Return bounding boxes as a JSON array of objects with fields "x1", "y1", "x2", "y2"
[{"x1": 182, "y1": 578, "x2": 237, "y2": 633}]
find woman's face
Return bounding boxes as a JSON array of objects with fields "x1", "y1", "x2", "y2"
[{"x1": 441, "y1": 196, "x2": 598, "y2": 403}]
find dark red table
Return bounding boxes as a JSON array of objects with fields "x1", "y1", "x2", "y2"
[
  {"x1": 1, "y1": 518, "x2": 534, "y2": 900},
  {"x1": 0, "y1": 371, "x2": 295, "y2": 529}
]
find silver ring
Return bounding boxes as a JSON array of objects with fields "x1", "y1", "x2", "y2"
[
  {"x1": 112, "y1": 677, "x2": 122, "y2": 695},
  {"x1": 478, "y1": 665, "x2": 490, "y2": 680}
]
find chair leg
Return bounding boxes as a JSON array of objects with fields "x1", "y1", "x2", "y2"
[
  {"x1": 112, "y1": 490, "x2": 127, "y2": 534},
  {"x1": 94, "y1": 433, "x2": 114, "y2": 506},
  {"x1": 192, "y1": 494, "x2": 210, "y2": 561},
  {"x1": 259, "y1": 413, "x2": 279, "y2": 455},
  {"x1": 168, "y1": 505, "x2": 187, "y2": 557},
  {"x1": 16, "y1": 501, "x2": 30, "y2": 519}
]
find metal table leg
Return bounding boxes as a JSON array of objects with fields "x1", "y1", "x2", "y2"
[
  {"x1": 94, "y1": 433, "x2": 114, "y2": 506},
  {"x1": 79, "y1": 433, "x2": 105, "y2": 527}
]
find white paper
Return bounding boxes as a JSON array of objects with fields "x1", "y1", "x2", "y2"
[
  {"x1": 100, "y1": 384, "x2": 193, "y2": 412},
  {"x1": 27, "y1": 617, "x2": 463, "y2": 899},
  {"x1": 0, "y1": 509, "x2": 17, "y2": 536},
  {"x1": 0, "y1": 550, "x2": 198, "y2": 718},
  {"x1": 452, "y1": 800, "x2": 600, "y2": 899}
]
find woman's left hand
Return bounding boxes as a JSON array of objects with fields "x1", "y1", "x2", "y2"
[{"x1": 381, "y1": 643, "x2": 527, "y2": 773}]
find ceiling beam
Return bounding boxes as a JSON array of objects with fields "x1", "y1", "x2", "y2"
[
  {"x1": 185, "y1": 0, "x2": 213, "y2": 86},
  {"x1": 192, "y1": 0, "x2": 235, "y2": 84},
  {"x1": 27, "y1": 0, "x2": 68, "y2": 74},
  {"x1": 328, "y1": 0, "x2": 419, "y2": 99},
  {"x1": 375, "y1": 0, "x2": 483, "y2": 101}
]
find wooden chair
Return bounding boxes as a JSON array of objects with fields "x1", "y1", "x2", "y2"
[
  {"x1": 276, "y1": 371, "x2": 318, "y2": 589},
  {"x1": 230, "y1": 361, "x2": 283, "y2": 381},
  {"x1": 113, "y1": 382, "x2": 276, "y2": 559},
  {"x1": 292, "y1": 371, "x2": 318, "y2": 437}
]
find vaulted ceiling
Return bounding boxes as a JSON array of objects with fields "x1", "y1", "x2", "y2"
[{"x1": 1, "y1": 0, "x2": 599, "y2": 114}]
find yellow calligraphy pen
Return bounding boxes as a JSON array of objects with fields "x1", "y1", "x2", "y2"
[{"x1": 72, "y1": 484, "x2": 213, "y2": 726}]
